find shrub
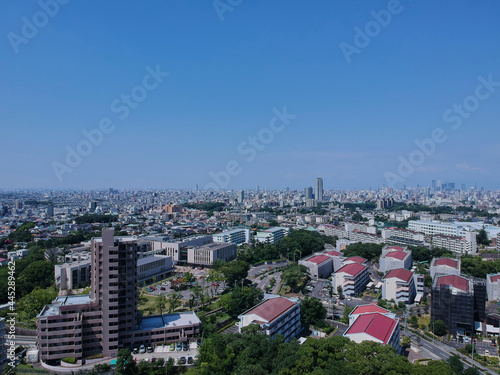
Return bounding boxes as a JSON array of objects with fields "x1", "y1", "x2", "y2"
[
  {"x1": 62, "y1": 357, "x2": 77, "y2": 364},
  {"x1": 86, "y1": 353, "x2": 104, "y2": 360}
]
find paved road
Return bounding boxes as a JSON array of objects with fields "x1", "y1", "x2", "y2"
[{"x1": 403, "y1": 329, "x2": 495, "y2": 374}]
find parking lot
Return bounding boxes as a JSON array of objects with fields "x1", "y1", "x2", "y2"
[{"x1": 132, "y1": 342, "x2": 199, "y2": 366}]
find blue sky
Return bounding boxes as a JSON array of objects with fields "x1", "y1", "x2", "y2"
[{"x1": 1, "y1": 1, "x2": 499, "y2": 190}]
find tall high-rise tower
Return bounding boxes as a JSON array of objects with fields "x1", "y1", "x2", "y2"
[
  {"x1": 315, "y1": 178, "x2": 324, "y2": 202},
  {"x1": 91, "y1": 228, "x2": 138, "y2": 355},
  {"x1": 304, "y1": 187, "x2": 313, "y2": 199},
  {"x1": 237, "y1": 190, "x2": 245, "y2": 203}
]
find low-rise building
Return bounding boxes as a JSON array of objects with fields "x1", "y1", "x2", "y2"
[
  {"x1": 299, "y1": 254, "x2": 333, "y2": 279},
  {"x1": 161, "y1": 235, "x2": 213, "y2": 263},
  {"x1": 137, "y1": 255, "x2": 173, "y2": 284},
  {"x1": 186, "y1": 242, "x2": 237, "y2": 266},
  {"x1": 430, "y1": 257, "x2": 461, "y2": 279},
  {"x1": 382, "y1": 268, "x2": 416, "y2": 304},
  {"x1": 486, "y1": 273, "x2": 500, "y2": 301},
  {"x1": 379, "y1": 246, "x2": 412, "y2": 273},
  {"x1": 333, "y1": 262, "x2": 369, "y2": 297},
  {"x1": 55, "y1": 259, "x2": 91, "y2": 290},
  {"x1": 349, "y1": 230, "x2": 384, "y2": 244},
  {"x1": 343, "y1": 256, "x2": 368, "y2": 267},
  {"x1": 213, "y1": 228, "x2": 251, "y2": 245},
  {"x1": 431, "y1": 232, "x2": 477, "y2": 255},
  {"x1": 255, "y1": 227, "x2": 289, "y2": 244},
  {"x1": 238, "y1": 296, "x2": 301, "y2": 342},
  {"x1": 344, "y1": 307, "x2": 400, "y2": 352},
  {"x1": 323, "y1": 249, "x2": 345, "y2": 272},
  {"x1": 431, "y1": 274, "x2": 474, "y2": 335}
]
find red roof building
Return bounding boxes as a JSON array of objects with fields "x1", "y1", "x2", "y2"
[
  {"x1": 344, "y1": 312, "x2": 401, "y2": 351},
  {"x1": 239, "y1": 296, "x2": 301, "y2": 342}
]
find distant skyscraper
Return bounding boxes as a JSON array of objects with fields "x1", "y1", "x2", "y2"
[
  {"x1": 304, "y1": 187, "x2": 313, "y2": 199},
  {"x1": 237, "y1": 190, "x2": 245, "y2": 203},
  {"x1": 315, "y1": 178, "x2": 323, "y2": 202},
  {"x1": 461, "y1": 184, "x2": 466, "y2": 191},
  {"x1": 47, "y1": 204, "x2": 54, "y2": 217},
  {"x1": 437, "y1": 180, "x2": 442, "y2": 190},
  {"x1": 195, "y1": 184, "x2": 198, "y2": 192},
  {"x1": 88, "y1": 201, "x2": 97, "y2": 212},
  {"x1": 256, "y1": 185, "x2": 260, "y2": 193},
  {"x1": 431, "y1": 180, "x2": 436, "y2": 189}
]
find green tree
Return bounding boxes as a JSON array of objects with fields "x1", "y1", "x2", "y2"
[
  {"x1": 17, "y1": 286, "x2": 58, "y2": 320},
  {"x1": 476, "y1": 229, "x2": 490, "y2": 246},
  {"x1": 115, "y1": 348, "x2": 136, "y2": 375},
  {"x1": 167, "y1": 292, "x2": 182, "y2": 313},
  {"x1": 281, "y1": 264, "x2": 309, "y2": 292},
  {"x1": 220, "y1": 285, "x2": 263, "y2": 317},
  {"x1": 221, "y1": 260, "x2": 250, "y2": 287},
  {"x1": 184, "y1": 271, "x2": 195, "y2": 285},
  {"x1": 445, "y1": 355, "x2": 463, "y2": 375},
  {"x1": 431, "y1": 319, "x2": 447, "y2": 336},
  {"x1": 337, "y1": 285, "x2": 343, "y2": 296},
  {"x1": 17, "y1": 259, "x2": 54, "y2": 296},
  {"x1": 402, "y1": 336, "x2": 411, "y2": 348},
  {"x1": 155, "y1": 294, "x2": 167, "y2": 314},
  {"x1": 300, "y1": 296, "x2": 326, "y2": 326}
]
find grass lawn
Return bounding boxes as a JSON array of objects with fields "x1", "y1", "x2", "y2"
[
  {"x1": 138, "y1": 294, "x2": 158, "y2": 316},
  {"x1": 417, "y1": 314, "x2": 431, "y2": 329}
]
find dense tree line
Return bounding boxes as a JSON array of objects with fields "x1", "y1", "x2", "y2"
[
  {"x1": 343, "y1": 243, "x2": 383, "y2": 261},
  {"x1": 0, "y1": 248, "x2": 54, "y2": 303},
  {"x1": 461, "y1": 255, "x2": 500, "y2": 278},
  {"x1": 238, "y1": 230, "x2": 335, "y2": 264},
  {"x1": 409, "y1": 246, "x2": 452, "y2": 263},
  {"x1": 185, "y1": 331, "x2": 464, "y2": 375}
]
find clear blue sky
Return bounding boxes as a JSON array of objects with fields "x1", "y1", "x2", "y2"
[{"x1": 1, "y1": 1, "x2": 499, "y2": 190}]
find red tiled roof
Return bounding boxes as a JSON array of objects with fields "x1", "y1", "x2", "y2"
[
  {"x1": 306, "y1": 255, "x2": 330, "y2": 265},
  {"x1": 385, "y1": 251, "x2": 407, "y2": 260},
  {"x1": 325, "y1": 250, "x2": 340, "y2": 257},
  {"x1": 345, "y1": 312, "x2": 398, "y2": 344},
  {"x1": 244, "y1": 297, "x2": 296, "y2": 323},
  {"x1": 434, "y1": 258, "x2": 458, "y2": 268},
  {"x1": 387, "y1": 246, "x2": 404, "y2": 251},
  {"x1": 350, "y1": 304, "x2": 390, "y2": 316},
  {"x1": 345, "y1": 256, "x2": 366, "y2": 264},
  {"x1": 384, "y1": 268, "x2": 413, "y2": 283},
  {"x1": 337, "y1": 262, "x2": 366, "y2": 277},
  {"x1": 490, "y1": 274, "x2": 500, "y2": 282},
  {"x1": 436, "y1": 275, "x2": 469, "y2": 293}
]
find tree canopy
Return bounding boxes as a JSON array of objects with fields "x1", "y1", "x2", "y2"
[{"x1": 187, "y1": 333, "x2": 461, "y2": 375}]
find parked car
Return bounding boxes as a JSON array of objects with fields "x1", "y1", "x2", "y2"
[
  {"x1": 139, "y1": 345, "x2": 146, "y2": 354},
  {"x1": 179, "y1": 357, "x2": 187, "y2": 365},
  {"x1": 183, "y1": 342, "x2": 189, "y2": 351},
  {"x1": 170, "y1": 343, "x2": 175, "y2": 351},
  {"x1": 160, "y1": 287, "x2": 166, "y2": 291},
  {"x1": 147, "y1": 346, "x2": 153, "y2": 353},
  {"x1": 188, "y1": 356, "x2": 194, "y2": 365},
  {"x1": 176, "y1": 342, "x2": 182, "y2": 351},
  {"x1": 485, "y1": 350, "x2": 490, "y2": 356},
  {"x1": 464, "y1": 337, "x2": 470, "y2": 343},
  {"x1": 132, "y1": 347, "x2": 139, "y2": 354},
  {"x1": 151, "y1": 357, "x2": 157, "y2": 362}
]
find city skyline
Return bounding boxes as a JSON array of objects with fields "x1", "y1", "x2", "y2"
[{"x1": 1, "y1": 2, "x2": 499, "y2": 190}]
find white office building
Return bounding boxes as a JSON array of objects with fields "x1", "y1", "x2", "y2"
[{"x1": 213, "y1": 228, "x2": 251, "y2": 245}]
